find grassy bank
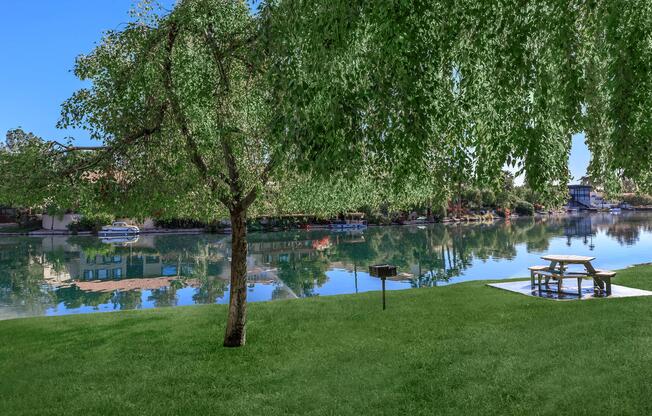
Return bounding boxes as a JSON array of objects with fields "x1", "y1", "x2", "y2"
[{"x1": 2, "y1": 265, "x2": 652, "y2": 415}]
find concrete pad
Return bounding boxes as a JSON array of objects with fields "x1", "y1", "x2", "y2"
[{"x1": 488, "y1": 279, "x2": 652, "y2": 301}]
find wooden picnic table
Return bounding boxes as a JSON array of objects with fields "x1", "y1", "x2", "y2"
[{"x1": 540, "y1": 254, "x2": 597, "y2": 296}]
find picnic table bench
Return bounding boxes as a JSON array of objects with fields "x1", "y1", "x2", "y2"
[{"x1": 529, "y1": 255, "x2": 615, "y2": 297}]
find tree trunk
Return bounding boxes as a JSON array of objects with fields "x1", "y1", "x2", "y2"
[{"x1": 224, "y1": 208, "x2": 248, "y2": 347}]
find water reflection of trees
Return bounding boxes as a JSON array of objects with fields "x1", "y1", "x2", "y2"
[
  {"x1": 147, "y1": 286, "x2": 179, "y2": 308},
  {"x1": 605, "y1": 213, "x2": 652, "y2": 246},
  {"x1": 0, "y1": 234, "x2": 232, "y2": 317},
  {"x1": 2, "y1": 212, "x2": 652, "y2": 317},
  {"x1": 0, "y1": 238, "x2": 56, "y2": 316},
  {"x1": 189, "y1": 247, "x2": 227, "y2": 304},
  {"x1": 276, "y1": 254, "x2": 330, "y2": 297},
  {"x1": 111, "y1": 290, "x2": 143, "y2": 310},
  {"x1": 323, "y1": 213, "x2": 652, "y2": 287},
  {"x1": 54, "y1": 285, "x2": 113, "y2": 309},
  {"x1": 327, "y1": 220, "x2": 550, "y2": 286}
]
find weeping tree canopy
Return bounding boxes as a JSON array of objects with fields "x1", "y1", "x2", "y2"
[
  {"x1": 581, "y1": 0, "x2": 652, "y2": 194},
  {"x1": 265, "y1": 0, "x2": 580, "y2": 205},
  {"x1": 264, "y1": 0, "x2": 652, "y2": 199},
  {"x1": 2, "y1": 0, "x2": 650, "y2": 216}
]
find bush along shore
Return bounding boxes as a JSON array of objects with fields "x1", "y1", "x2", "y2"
[
  {"x1": 0, "y1": 212, "x2": 521, "y2": 236},
  {"x1": 0, "y1": 209, "x2": 575, "y2": 236}
]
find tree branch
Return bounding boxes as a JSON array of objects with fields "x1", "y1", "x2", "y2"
[
  {"x1": 50, "y1": 142, "x2": 107, "y2": 153},
  {"x1": 202, "y1": 24, "x2": 259, "y2": 92},
  {"x1": 204, "y1": 25, "x2": 231, "y2": 94},
  {"x1": 221, "y1": 137, "x2": 242, "y2": 206},
  {"x1": 48, "y1": 143, "x2": 107, "y2": 157},
  {"x1": 202, "y1": 23, "x2": 258, "y2": 62},
  {"x1": 161, "y1": 20, "x2": 231, "y2": 201},
  {"x1": 241, "y1": 154, "x2": 277, "y2": 209},
  {"x1": 202, "y1": 23, "x2": 267, "y2": 211},
  {"x1": 54, "y1": 101, "x2": 168, "y2": 179}
]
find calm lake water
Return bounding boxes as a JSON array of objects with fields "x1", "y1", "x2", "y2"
[{"x1": 1, "y1": 212, "x2": 651, "y2": 319}]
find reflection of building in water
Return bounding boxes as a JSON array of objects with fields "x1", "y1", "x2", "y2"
[
  {"x1": 73, "y1": 277, "x2": 196, "y2": 293},
  {"x1": 564, "y1": 215, "x2": 595, "y2": 237},
  {"x1": 564, "y1": 215, "x2": 597, "y2": 248},
  {"x1": 77, "y1": 254, "x2": 127, "y2": 280},
  {"x1": 66, "y1": 254, "x2": 160, "y2": 281},
  {"x1": 33, "y1": 241, "x2": 294, "y2": 298},
  {"x1": 42, "y1": 264, "x2": 73, "y2": 286},
  {"x1": 561, "y1": 213, "x2": 647, "y2": 248},
  {"x1": 247, "y1": 238, "x2": 319, "y2": 265},
  {"x1": 72, "y1": 253, "x2": 195, "y2": 281},
  {"x1": 245, "y1": 232, "x2": 363, "y2": 266},
  {"x1": 245, "y1": 266, "x2": 277, "y2": 285}
]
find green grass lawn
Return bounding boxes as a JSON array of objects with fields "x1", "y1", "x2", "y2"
[{"x1": 2, "y1": 265, "x2": 652, "y2": 415}]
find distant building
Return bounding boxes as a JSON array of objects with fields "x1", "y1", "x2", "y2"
[
  {"x1": 568, "y1": 185, "x2": 592, "y2": 209},
  {"x1": 568, "y1": 185, "x2": 616, "y2": 210},
  {"x1": 42, "y1": 213, "x2": 81, "y2": 231}
]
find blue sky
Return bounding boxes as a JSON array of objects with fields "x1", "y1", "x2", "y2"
[
  {"x1": 0, "y1": 1, "x2": 589, "y2": 183},
  {"x1": 0, "y1": 1, "x2": 174, "y2": 147}
]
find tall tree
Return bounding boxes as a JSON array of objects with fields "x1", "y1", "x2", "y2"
[
  {"x1": 53, "y1": 1, "x2": 303, "y2": 346},
  {"x1": 37, "y1": 0, "x2": 371, "y2": 347}
]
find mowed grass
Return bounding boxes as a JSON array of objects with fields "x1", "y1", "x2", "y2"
[{"x1": 2, "y1": 265, "x2": 652, "y2": 415}]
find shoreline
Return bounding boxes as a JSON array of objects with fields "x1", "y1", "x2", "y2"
[
  {"x1": 0, "y1": 227, "x2": 208, "y2": 237},
  {"x1": 0, "y1": 209, "x2": 640, "y2": 237},
  {"x1": 0, "y1": 218, "x2": 502, "y2": 237}
]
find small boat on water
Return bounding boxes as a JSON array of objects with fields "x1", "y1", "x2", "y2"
[
  {"x1": 98, "y1": 221, "x2": 140, "y2": 236},
  {"x1": 610, "y1": 207, "x2": 622, "y2": 214},
  {"x1": 328, "y1": 220, "x2": 367, "y2": 230}
]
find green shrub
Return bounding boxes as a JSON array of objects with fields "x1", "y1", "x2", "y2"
[
  {"x1": 514, "y1": 200, "x2": 535, "y2": 216},
  {"x1": 431, "y1": 203, "x2": 447, "y2": 220},
  {"x1": 154, "y1": 218, "x2": 206, "y2": 229},
  {"x1": 621, "y1": 194, "x2": 652, "y2": 206},
  {"x1": 481, "y1": 190, "x2": 496, "y2": 207},
  {"x1": 68, "y1": 213, "x2": 115, "y2": 233},
  {"x1": 463, "y1": 188, "x2": 482, "y2": 209}
]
